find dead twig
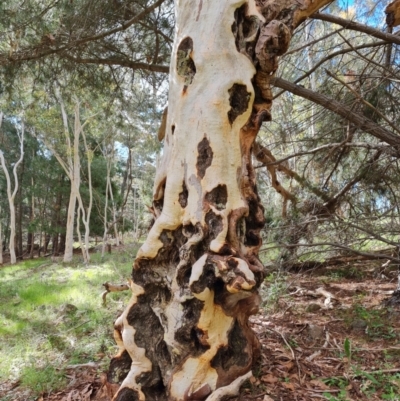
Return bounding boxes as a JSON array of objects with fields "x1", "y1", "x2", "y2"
[
  {"x1": 264, "y1": 327, "x2": 303, "y2": 385},
  {"x1": 102, "y1": 281, "x2": 129, "y2": 306}
]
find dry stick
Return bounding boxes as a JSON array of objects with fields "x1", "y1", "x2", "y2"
[
  {"x1": 253, "y1": 142, "x2": 296, "y2": 216},
  {"x1": 264, "y1": 327, "x2": 302, "y2": 385},
  {"x1": 285, "y1": 27, "x2": 345, "y2": 56},
  {"x1": 275, "y1": 41, "x2": 388, "y2": 99},
  {"x1": 265, "y1": 142, "x2": 396, "y2": 167},
  {"x1": 102, "y1": 282, "x2": 130, "y2": 306},
  {"x1": 311, "y1": 12, "x2": 400, "y2": 45},
  {"x1": 66, "y1": 362, "x2": 99, "y2": 369},
  {"x1": 271, "y1": 77, "x2": 400, "y2": 149},
  {"x1": 336, "y1": 30, "x2": 397, "y2": 82},
  {"x1": 325, "y1": 69, "x2": 400, "y2": 136}
]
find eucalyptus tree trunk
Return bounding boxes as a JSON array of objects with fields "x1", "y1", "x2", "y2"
[
  {"x1": 109, "y1": 1, "x2": 331, "y2": 400},
  {"x1": 75, "y1": 110, "x2": 93, "y2": 264},
  {"x1": 0, "y1": 117, "x2": 24, "y2": 265}
]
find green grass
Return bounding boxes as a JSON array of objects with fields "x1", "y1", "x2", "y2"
[{"x1": 0, "y1": 244, "x2": 141, "y2": 397}]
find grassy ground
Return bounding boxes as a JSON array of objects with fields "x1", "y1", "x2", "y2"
[
  {"x1": 1, "y1": 248, "x2": 399, "y2": 401},
  {"x1": 0, "y1": 244, "x2": 140, "y2": 400}
]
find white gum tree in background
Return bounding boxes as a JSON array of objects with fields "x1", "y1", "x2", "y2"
[
  {"x1": 0, "y1": 113, "x2": 24, "y2": 265},
  {"x1": 108, "y1": 1, "x2": 333, "y2": 400}
]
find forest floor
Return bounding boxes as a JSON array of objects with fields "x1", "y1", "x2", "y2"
[{"x1": 0, "y1": 250, "x2": 399, "y2": 401}]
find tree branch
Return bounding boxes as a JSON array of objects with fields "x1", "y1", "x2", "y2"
[
  {"x1": 311, "y1": 12, "x2": 400, "y2": 45},
  {"x1": 271, "y1": 77, "x2": 400, "y2": 149},
  {"x1": 264, "y1": 242, "x2": 400, "y2": 263},
  {"x1": 264, "y1": 142, "x2": 395, "y2": 166},
  {"x1": 275, "y1": 40, "x2": 388, "y2": 99},
  {"x1": 2, "y1": 0, "x2": 167, "y2": 68},
  {"x1": 63, "y1": 54, "x2": 169, "y2": 73}
]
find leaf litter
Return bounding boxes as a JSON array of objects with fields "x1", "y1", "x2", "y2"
[{"x1": 1, "y1": 259, "x2": 399, "y2": 401}]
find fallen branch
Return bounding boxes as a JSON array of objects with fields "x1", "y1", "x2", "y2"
[
  {"x1": 66, "y1": 362, "x2": 99, "y2": 369},
  {"x1": 102, "y1": 282, "x2": 130, "y2": 306},
  {"x1": 205, "y1": 371, "x2": 253, "y2": 401},
  {"x1": 281, "y1": 248, "x2": 398, "y2": 272}
]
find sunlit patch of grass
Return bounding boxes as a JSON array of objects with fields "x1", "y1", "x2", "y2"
[{"x1": 0, "y1": 246, "x2": 138, "y2": 390}]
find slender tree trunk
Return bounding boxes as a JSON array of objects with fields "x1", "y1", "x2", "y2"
[
  {"x1": 74, "y1": 103, "x2": 93, "y2": 264},
  {"x1": 16, "y1": 159, "x2": 24, "y2": 260},
  {"x1": 108, "y1": 176, "x2": 120, "y2": 247},
  {"x1": 64, "y1": 188, "x2": 77, "y2": 262},
  {"x1": 51, "y1": 175, "x2": 62, "y2": 256},
  {"x1": 0, "y1": 117, "x2": 24, "y2": 265},
  {"x1": 27, "y1": 174, "x2": 33, "y2": 257},
  {"x1": 38, "y1": 230, "x2": 42, "y2": 257},
  {"x1": 59, "y1": 231, "x2": 66, "y2": 254},
  {"x1": 101, "y1": 155, "x2": 111, "y2": 260},
  {"x1": 108, "y1": 1, "x2": 332, "y2": 400},
  {"x1": 27, "y1": 204, "x2": 33, "y2": 258}
]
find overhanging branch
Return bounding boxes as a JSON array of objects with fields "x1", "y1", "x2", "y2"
[
  {"x1": 312, "y1": 12, "x2": 400, "y2": 45},
  {"x1": 1, "y1": 0, "x2": 168, "y2": 68},
  {"x1": 63, "y1": 54, "x2": 169, "y2": 73},
  {"x1": 271, "y1": 77, "x2": 400, "y2": 149}
]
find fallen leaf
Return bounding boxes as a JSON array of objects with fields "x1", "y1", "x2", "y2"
[
  {"x1": 309, "y1": 379, "x2": 329, "y2": 390},
  {"x1": 281, "y1": 381, "x2": 295, "y2": 391},
  {"x1": 261, "y1": 374, "x2": 279, "y2": 384}
]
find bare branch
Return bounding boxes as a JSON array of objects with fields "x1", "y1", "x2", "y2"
[
  {"x1": 271, "y1": 77, "x2": 400, "y2": 149},
  {"x1": 312, "y1": 12, "x2": 400, "y2": 45},
  {"x1": 63, "y1": 54, "x2": 169, "y2": 73}
]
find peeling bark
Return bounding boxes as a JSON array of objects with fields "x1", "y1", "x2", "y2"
[
  {"x1": 109, "y1": 1, "x2": 332, "y2": 400},
  {"x1": 386, "y1": 0, "x2": 400, "y2": 27}
]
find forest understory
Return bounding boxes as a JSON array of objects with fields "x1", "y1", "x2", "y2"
[{"x1": 1, "y1": 247, "x2": 399, "y2": 401}]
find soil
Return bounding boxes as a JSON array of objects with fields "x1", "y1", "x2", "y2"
[{"x1": 1, "y1": 259, "x2": 399, "y2": 401}]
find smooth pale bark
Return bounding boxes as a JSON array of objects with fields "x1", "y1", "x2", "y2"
[
  {"x1": 43, "y1": 90, "x2": 95, "y2": 263},
  {"x1": 0, "y1": 118, "x2": 24, "y2": 265},
  {"x1": 75, "y1": 107, "x2": 93, "y2": 264},
  {"x1": 108, "y1": 1, "x2": 332, "y2": 400},
  {"x1": 52, "y1": 87, "x2": 79, "y2": 263}
]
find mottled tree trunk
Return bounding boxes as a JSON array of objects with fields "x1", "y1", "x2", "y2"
[{"x1": 109, "y1": 1, "x2": 331, "y2": 400}]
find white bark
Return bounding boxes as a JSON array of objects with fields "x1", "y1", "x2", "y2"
[
  {"x1": 110, "y1": 1, "x2": 333, "y2": 400},
  {"x1": 0, "y1": 118, "x2": 24, "y2": 265},
  {"x1": 53, "y1": 86, "x2": 77, "y2": 263},
  {"x1": 75, "y1": 103, "x2": 93, "y2": 264},
  {"x1": 42, "y1": 88, "x2": 95, "y2": 263}
]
